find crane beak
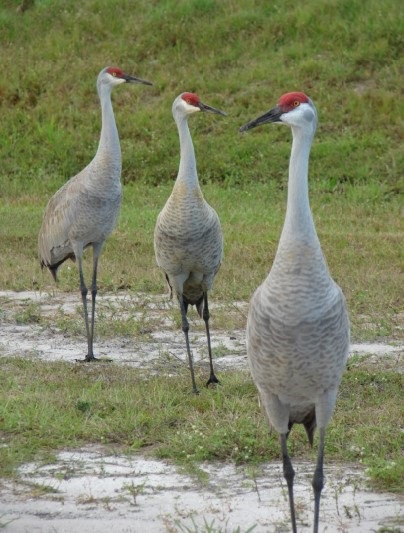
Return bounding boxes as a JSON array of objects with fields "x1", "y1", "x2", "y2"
[
  {"x1": 239, "y1": 105, "x2": 282, "y2": 132},
  {"x1": 198, "y1": 101, "x2": 227, "y2": 116},
  {"x1": 124, "y1": 74, "x2": 153, "y2": 86}
]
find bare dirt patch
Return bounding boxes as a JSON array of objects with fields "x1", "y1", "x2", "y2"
[
  {"x1": 0, "y1": 290, "x2": 248, "y2": 371},
  {"x1": 0, "y1": 446, "x2": 402, "y2": 532}
]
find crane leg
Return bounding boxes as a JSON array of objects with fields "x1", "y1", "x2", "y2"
[
  {"x1": 312, "y1": 427, "x2": 326, "y2": 533},
  {"x1": 75, "y1": 255, "x2": 97, "y2": 362},
  {"x1": 280, "y1": 433, "x2": 297, "y2": 533},
  {"x1": 88, "y1": 254, "x2": 99, "y2": 360},
  {"x1": 202, "y1": 292, "x2": 220, "y2": 387},
  {"x1": 179, "y1": 295, "x2": 199, "y2": 394},
  {"x1": 83, "y1": 246, "x2": 104, "y2": 362}
]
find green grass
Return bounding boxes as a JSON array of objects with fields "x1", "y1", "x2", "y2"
[
  {"x1": 1, "y1": 0, "x2": 403, "y2": 198},
  {"x1": 0, "y1": 181, "x2": 402, "y2": 341},
  {"x1": 0, "y1": 356, "x2": 402, "y2": 493}
]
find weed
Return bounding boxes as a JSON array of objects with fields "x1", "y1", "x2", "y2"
[
  {"x1": 14, "y1": 302, "x2": 42, "y2": 325},
  {"x1": 55, "y1": 312, "x2": 84, "y2": 337},
  {"x1": 23, "y1": 481, "x2": 61, "y2": 497},
  {"x1": 209, "y1": 342, "x2": 234, "y2": 358},
  {"x1": 375, "y1": 526, "x2": 402, "y2": 533},
  {"x1": 122, "y1": 480, "x2": 146, "y2": 506},
  {"x1": 174, "y1": 516, "x2": 257, "y2": 533}
]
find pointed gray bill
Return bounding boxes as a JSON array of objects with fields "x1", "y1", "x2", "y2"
[
  {"x1": 199, "y1": 101, "x2": 227, "y2": 116},
  {"x1": 124, "y1": 74, "x2": 153, "y2": 86},
  {"x1": 239, "y1": 105, "x2": 282, "y2": 132}
]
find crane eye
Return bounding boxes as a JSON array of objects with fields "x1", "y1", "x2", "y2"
[
  {"x1": 112, "y1": 72, "x2": 117, "y2": 77},
  {"x1": 293, "y1": 100, "x2": 300, "y2": 107}
]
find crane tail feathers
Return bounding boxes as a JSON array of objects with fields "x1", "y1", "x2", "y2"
[
  {"x1": 288, "y1": 408, "x2": 317, "y2": 447},
  {"x1": 40, "y1": 261, "x2": 59, "y2": 283},
  {"x1": 195, "y1": 298, "x2": 204, "y2": 318},
  {"x1": 40, "y1": 254, "x2": 75, "y2": 284},
  {"x1": 183, "y1": 294, "x2": 204, "y2": 318},
  {"x1": 303, "y1": 409, "x2": 317, "y2": 446},
  {"x1": 165, "y1": 274, "x2": 173, "y2": 300},
  {"x1": 49, "y1": 265, "x2": 59, "y2": 282}
]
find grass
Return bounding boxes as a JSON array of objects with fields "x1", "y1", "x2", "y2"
[
  {"x1": 1, "y1": 0, "x2": 402, "y2": 196},
  {"x1": 0, "y1": 356, "x2": 402, "y2": 493},
  {"x1": 0, "y1": 181, "x2": 402, "y2": 341}
]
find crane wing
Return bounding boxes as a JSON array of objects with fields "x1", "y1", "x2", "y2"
[{"x1": 38, "y1": 175, "x2": 82, "y2": 268}]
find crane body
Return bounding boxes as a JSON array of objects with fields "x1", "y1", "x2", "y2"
[
  {"x1": 38, "y1": 66, "x2": 152, "y2": 361},
  {"x1": 154, "y1": 92, "x2": 226, "y2": 393},
  {"x1": 240, "y1": 92, "x2": 349, "y2": 533}
]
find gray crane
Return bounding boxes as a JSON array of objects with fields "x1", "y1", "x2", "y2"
[
  {"x1": 38, "y1": 66, "x2": 152, "y2": 362},
  {"x1": 240, "y1": 92, "x2": 350, "y2": 533},
  {"x1": 154, "y1": 92, "x2": 226, "y2": 393}
]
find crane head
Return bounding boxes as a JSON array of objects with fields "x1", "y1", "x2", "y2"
[
  {"x1": 99, "y1": 66, "x2": 152, "y2": 88},
  {"x1": 239, "y1": 91, "x2": 317, "y2": 133},
  {"x1": 175, "y1": 92, "x2": 226, "y2": 116}
]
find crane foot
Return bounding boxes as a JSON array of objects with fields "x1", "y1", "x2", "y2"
[
  {"x1": 206, "y1": 373, "x2": 220, "y2": 388},
  {"x1": 75, "y1": 355, "x2": 112, "y2": 363}
]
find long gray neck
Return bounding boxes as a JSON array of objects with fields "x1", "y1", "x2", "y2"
[
  {"x1": 279, "y1": 126, "x2": 318, "y2": 244},
  {"x1": 94, "y1": 84, "x2": 121, "y2": 171},
  {"x1": 174, "y1": 115, "x2": 201, "y2": 191}
]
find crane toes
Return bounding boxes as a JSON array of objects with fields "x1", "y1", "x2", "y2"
[
  {"x1": 75, "y1": 355, "x2": 113, "y2": 363},
  {"x1": 206, "y1": 373, "x2": 220, "y2": 388},
  {"x1": 75, "y1": 355, "x2": 100, "y2": 363}
]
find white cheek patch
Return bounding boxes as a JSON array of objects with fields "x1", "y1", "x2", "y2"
[
  {"x1": 187, "y1": 103, "x2": 200, "y2": 113},
  {"x1": 302, "y1": 107, "x2": 313, "y2": 121}
]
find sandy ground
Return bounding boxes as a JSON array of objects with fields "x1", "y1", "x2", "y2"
[{"x1": 0, "y1": 290, "x2": 403, "y2": 532}]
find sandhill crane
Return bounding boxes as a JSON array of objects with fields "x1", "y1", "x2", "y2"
[
  {"x1": 38, "y1": 66, "x2": 152, "y2": 362},
  {"x1": 154, "y1": 92, "x2": 226, "y2": 394},
  {"x1": 240, "y1": 92, "x2": 350, "y2": 533}
]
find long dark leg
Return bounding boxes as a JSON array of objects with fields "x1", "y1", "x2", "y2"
[
  {"x1": 312, "y1": 427, "x2": 326, "y2": 533},
  {"x1": 280, "y1": 433, "x2": 297, "y2": 533},
  {"x1": 202, "y1": 292, "x2": 219, "y2": 387},
  {"x1": 179, "y1": 295, "x2": 198, "y2": 394},
  {"x1": 85, "y1": 246, "x2": 101, "y2": 362},
  {"x1": 75, "y1": 254, "x2": 94, "y2": 362},
  {"x1": 88, "y1": 254, "x2": 98, "y2": 359}
]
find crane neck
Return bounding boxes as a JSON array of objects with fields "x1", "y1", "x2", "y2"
[
  {"x1": 174, "y1": 114, "x2": 201, "y2": 192},
  {"x1": 280, "y1": 125, "x2": 318, "y2": 244},
  {"x1": 95, "y1": 84, "x2": 121, "y2": 168}
]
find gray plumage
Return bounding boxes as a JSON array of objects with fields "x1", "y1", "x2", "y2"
[
  {"x1": 38, "y1": 66, "x2": 152, "y2": 361},
  {"x1": 240, "y1": 92, "x2": 350, "y2": 533},
  {"x1": 154, "y1": 92, "x2": 226, "y2": 393}
]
